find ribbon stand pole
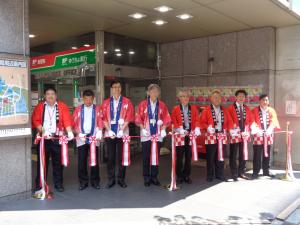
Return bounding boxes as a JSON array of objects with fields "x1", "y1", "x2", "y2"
[
  {"x1": 281, "y1": 121, "x2": 295, "y2": 181},
  {"x1": 164, "y1": 125, "x2": 180, "y2": 191}
]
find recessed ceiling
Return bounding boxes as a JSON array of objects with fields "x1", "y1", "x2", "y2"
[{"x1": 29, "y1": 0, "x2": 300, "y2": 47}]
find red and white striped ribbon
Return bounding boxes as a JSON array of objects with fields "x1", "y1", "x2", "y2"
[
  {"x1": 89, "y1": 136, "x2": 97, "y2": 167},
  {"x1": 263, "y1": 133, "x2": 269, "y2": 158},
  {"x1": 35, "y1": 135, "x2": 50, "y2": 200},
  {"x1": 189, "y1": 131, "x2": 198, "y2": 161},
  {"x1": 242, "y1": 127, "x2": 250, "y2": 161},
  {"x1": 122, "y1": 135, "x2": 131, "y2": 166},
  {"x1": 169, "y1": 132, "x2": 177, "y2": 191},
  {"x1": 217, "y1": 132, "x2": 226, "y2": 161},
  {"x1": 59, "y1": 135, "x2": 69, "y2": 167},
  {"x1": 150, "y1": 134, "x2": 159, "y2": 166}
]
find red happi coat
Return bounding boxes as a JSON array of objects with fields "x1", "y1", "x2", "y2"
[
  {"x1": 73, "y1": 104, "x2": 103, "y2": 147},
  {"x1": 171, "y1": 104, "x2": 200, "y2": 146},
  {"x1": 102, "y1": 96, "x2": 135, "y2": 137},
  {"x1": 32, "y1": 101, "x2": 73, "y2": 134},
  {"x1": 135, "y1": 99, "x2": 171, "y2": 142},
  {"x1": 227, "y1": 103, "x2": 253, "y2": 144},
  {"x1": 251, "y1": 106, "x2": 280, "y2": 145},
  {"x1": 200, "y1": 105, "x2": 233, "y2": 145}
]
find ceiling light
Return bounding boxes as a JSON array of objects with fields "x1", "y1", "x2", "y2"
[
  {"x1": 115, "y1": 49, "x2": 121, "y2": 52},
  {"x1": 154, "y1": 5, "x2": 173, "y2": 13},
  {"x1": 104, "y1": 51, "x2": 108, "y2": 54},
  {"x1": 116, "y1": 53, "x2": 122, "y2": 57},
  {"x1": 29, "y1": 34, "x2": 36, "y2": 38},
  {"x1": 71, "y1": 46, "x2": 78, "y2": 50},
  {"x1": 129, "y1": 51, "x2": 135, "y2": 55},
  {"x1": 128, "y1": 13, "x2": 146, "y2": 19},
  {"x1": 152, "y1": 20, "x2": 168, "y2": 26},
  {"x1": 84, "y1": 44, "x2": 90, "y2": 47},
  {"x1": 176, "y1": 13, "x2": 193, "y2": 20}
]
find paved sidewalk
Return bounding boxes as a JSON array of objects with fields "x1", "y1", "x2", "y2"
[{"x1": 0, "y1": 154, "x2": 299, "y2": 225}]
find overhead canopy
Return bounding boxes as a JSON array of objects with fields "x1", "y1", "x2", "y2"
[{"x1": 30, "y1": 0, "x2": 300, "y2": 46}]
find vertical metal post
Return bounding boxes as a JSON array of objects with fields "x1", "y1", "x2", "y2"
[{"x1": 95, "y1": 30, "x2": 105, "y2": 104}]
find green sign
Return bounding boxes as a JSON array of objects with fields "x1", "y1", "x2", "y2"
[{"x1": 31, "y1": 49, "x2": 96, "y2": 73}]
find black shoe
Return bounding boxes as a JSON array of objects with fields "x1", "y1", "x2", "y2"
[
  {"x1": 151, "y1": 179, "x2": 161, "y2": 186},
  {"x1": 216, "y1": 177, "x2": 228, "y2": 182},
  {"x1": 184, "y1": 177, "x2": 192, "y2": 184},
  {"x1": 206, "y1": 178, "x2": 213, "y2": 182},
  {"x1": 263, "y1": 172, "x2": 275, "y2": 178},
  {"x1": 252, "y1": 174, "x2": 259, "y2": 179},
  {"x1": 55, "y1": 185, "x2": 64, "y2": 192},
  {"x1": 144, "y1": 181, "x2": 151, "y2": 187},
  {"x1": 233, "y1": 177, "x2": 238, "y2": 182},
  {"x1": 118, "y1": 180, "x2": 127, "y2": 188},
  {"x1": 106, "y1": 180, "x2": 115, "y2": 189},
  {"x1": 79, "y1": 183, "x2": 88, "y2": 191},
  {"x1": 91, "y1": 183, "x2": 100, "y2": 189},
  {"x1": 239, "y1": 174, "x2": 250, "y2": 180}
]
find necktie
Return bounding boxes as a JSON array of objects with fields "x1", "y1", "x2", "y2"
[{"x1": 239, "y1": 106, "x2": 244, "y2": 131}]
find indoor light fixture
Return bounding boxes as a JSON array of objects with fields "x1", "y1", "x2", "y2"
[
  {"x1": 154, "y1": 5, "x2": 173, "y2": 13},
  {"x1": 29, "y1": 34, "x2": 36, "y2": 38},
  {"x1": 84, "y1": 44, "x2": 90, "y2": 47},
  {"x1": 176, "y1": 13, "x2": 193, "y2": 20},
  {"x1": 129, "y1": 51, "x2": 135, "y2": 55},
  {"x1": 128, "y1": 13, "x2": 147, "y2": 19},
  {"x1": 116, "y1": 53, "x2": 122, "y2": 57},
  {"x1": 152, "y1": 20, "x2": 168, "y2": 26}
]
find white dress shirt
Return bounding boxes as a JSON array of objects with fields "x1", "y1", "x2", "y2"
[
  {"x1": 182, "y1": 104, "x2": 190, "y2": 130},
  {"x1": 236, "y1": 102, "x2": 243, "y2": 113},
  {"x1": 83, "y1": 105, "x2": 93, "y2": 134},
  {"x1": 213, "y1": 105, "x2": 222, "y2": 132},
  {"x1": 43, "y1": 102, "x2": 57, "y2": 133},
  {"x1": 150, "y1": 99, "x2": 157, "y2": 116}
]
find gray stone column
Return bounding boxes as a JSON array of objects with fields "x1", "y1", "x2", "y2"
[
  {"x1": 0, "y1": 0, "x2": 31, "y2": 201},
  {"x1": 95, "y1": 30, "x2": 105, "y2": 104}
]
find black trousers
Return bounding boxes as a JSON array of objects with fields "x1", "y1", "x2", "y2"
[
  {"x1": 77, "y1": 144, "x2": 100, "y2": 185},
  {"x1": 105, "y1": 138, "x2": 126, "y2": 181},
  {"x1": 35, "y1": 139, "x2": 63, "y2": 189},
  {"x1": 176, "y1": 137, "x2": 192, "y2": 180},
  {"x1": 205, "y1": 144, "x2": 225, "y2": 179},
  {"x1": 253, "y1": 145, "x2": 271, "y2": 175},
  {"x1": 229, "y1": 142, "x2": 246, "y2": 178},
  {"x1": 142, "y1": 140, "x2": 162, "y2": 182}
]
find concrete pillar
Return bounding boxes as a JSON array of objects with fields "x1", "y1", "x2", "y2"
[
  {"x1": 0, "y1": 0, "x2": 31, "y2": 201},
  {"x1": 95, "y1": 30, "x2": 105, "y2": 104}
]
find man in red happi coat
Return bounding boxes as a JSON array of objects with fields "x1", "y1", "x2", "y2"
[
  {"x1": 32, "y1": 87, "x2": 73, "y2": 192},
  {"x1": 171, "y1": 89, "x2": 201, "y2": 184}
]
